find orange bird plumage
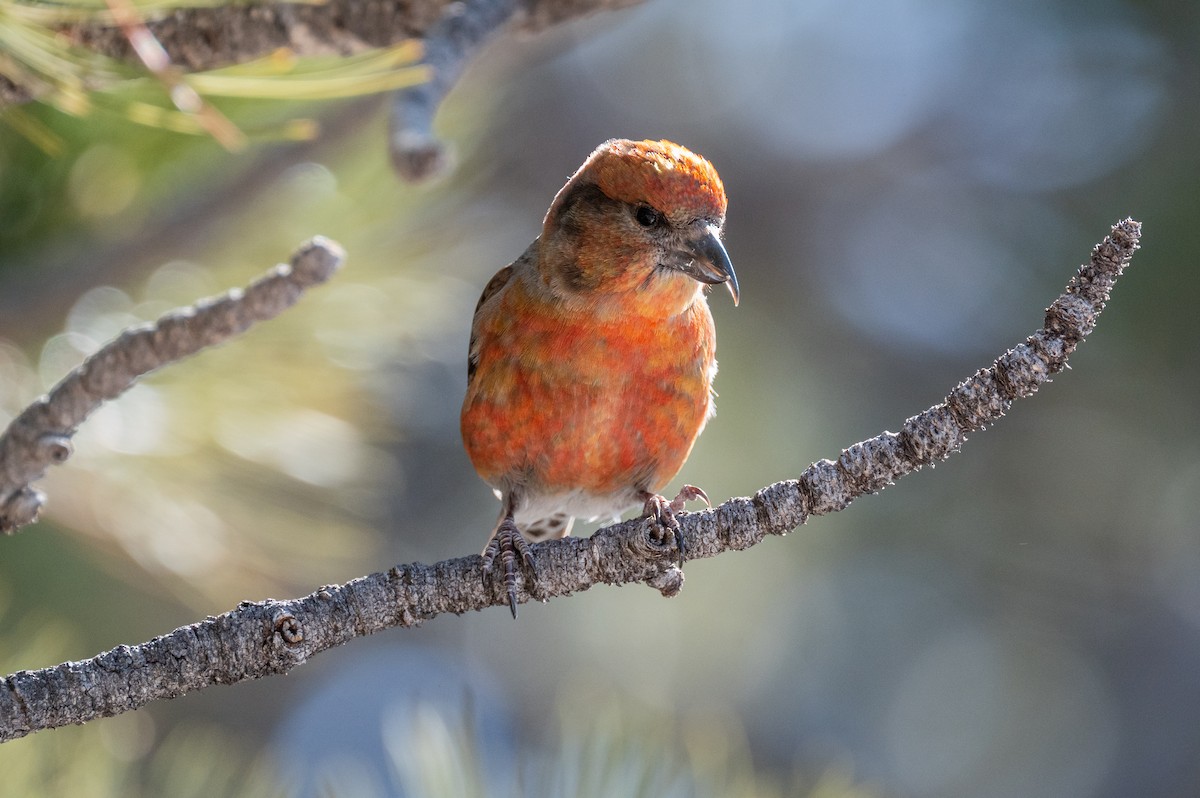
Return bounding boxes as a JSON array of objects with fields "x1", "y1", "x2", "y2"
[{"x1": 461, "y1": 139, "x2": 739, "y2": 616}]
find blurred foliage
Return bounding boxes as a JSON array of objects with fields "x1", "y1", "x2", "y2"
[
  {"x1": 521, "y1": 687, "x2": 873, "y2": 798},
  {"x1": 0, "y1": 723, "x2": 285, "y2": 798},
  {"x1": 0, "y1": 0, "x2": 426, "y2": 150},
  {"x1": 0, "y1": 62, "x2": 482, "y2": 608},
  {"x1": 0, "y1": 595, "x2": 282, "y2": 797},
  {"x1": 2, "y1": 0, "x2": 1200, "y2": 795},
  {"x1": 308, "y1": 688, "x2": 876, "y2": 798}
]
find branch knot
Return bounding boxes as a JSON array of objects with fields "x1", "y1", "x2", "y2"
[{"x1": 273, "y1": 611, "x2": 304, "y2": 645}]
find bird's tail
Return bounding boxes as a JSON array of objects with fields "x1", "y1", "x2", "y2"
[{"x1": 523, "y1": 513, "x2": 574, "y2": 541}]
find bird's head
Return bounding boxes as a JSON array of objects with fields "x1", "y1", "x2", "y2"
[{"x1": 538, "y1": 139, "x2": 739, "y2": 316}]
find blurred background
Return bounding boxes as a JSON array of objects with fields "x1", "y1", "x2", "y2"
[{"x1": 1, "y1": 0, "x2": 1197, "y2": 794}]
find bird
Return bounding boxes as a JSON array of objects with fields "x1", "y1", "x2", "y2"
[{"x1": 460, "y1": 138, "x2": 739, "y2": 617}]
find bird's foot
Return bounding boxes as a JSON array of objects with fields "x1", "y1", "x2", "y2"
[
  {"x1": 482, "y1": 516, "x2": 537, "y2": 619},
  {"x1": 640, "y1": 485, "x2": 710, "y2": 566}
]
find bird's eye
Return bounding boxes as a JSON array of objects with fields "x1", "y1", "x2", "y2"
[{"x1": 634, "y1": 205, "x2": 661, "y2": 228}]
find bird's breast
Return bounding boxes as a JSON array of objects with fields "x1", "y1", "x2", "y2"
[{"x1": 461, "y1": 289, "x2": 717, "y2": 502}]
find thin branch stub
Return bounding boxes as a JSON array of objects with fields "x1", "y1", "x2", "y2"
[{"x1": 0, "y1": 236, "x2": 346, "y2": 535}]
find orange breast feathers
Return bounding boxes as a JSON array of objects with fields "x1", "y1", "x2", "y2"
[{"x1": 461, "y1": 274, "x2": 717, "y2": 501}]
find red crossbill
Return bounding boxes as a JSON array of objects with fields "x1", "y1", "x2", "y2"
[{"x1": 461, "y1": 139, "x2": 739, "y2": 616}]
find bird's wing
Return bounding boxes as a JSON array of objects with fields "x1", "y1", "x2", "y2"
[{"x1": 467, "y1": 263, "x2": 513, "y2": 385}]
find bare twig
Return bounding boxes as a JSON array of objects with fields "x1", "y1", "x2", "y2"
[
  {"x1": 0, "y1": 219, "x2": 1142, "y2": 743},
  {"x1": 389, "y1": 0, "x2": 517, "y2": 181},
  {"x1": 0, "y1": 237, "x2": 345, "y2": 534}
]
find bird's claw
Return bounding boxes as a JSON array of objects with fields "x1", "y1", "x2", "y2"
[
  {"x1": 482, "y1": 517, "x2": 537, "y2": 618},
  {"x1": 641, "y1": 485, "x2": 711, "y2": 565},
  {"x1": 669, "y1": 484, "x2": 709, "y2": 515}
]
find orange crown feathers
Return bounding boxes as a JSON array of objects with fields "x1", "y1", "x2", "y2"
[{"x1": 549, "y1": 139, "x2": 727, "y2": 225}]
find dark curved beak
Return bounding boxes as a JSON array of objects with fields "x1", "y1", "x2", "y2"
[{"x1": 672, "y1": 224, "x2": 740, "y2": 306}]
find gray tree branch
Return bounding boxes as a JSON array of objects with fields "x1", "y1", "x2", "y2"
[
  {"x1": 0, "y1": 219, "x2": 1142, "y2": 743},
  {"x1": 0, "y1": 237, "x2": 345, "y2": 534}
]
